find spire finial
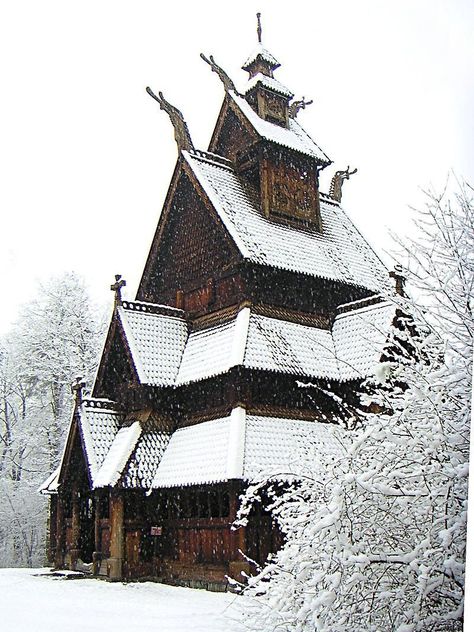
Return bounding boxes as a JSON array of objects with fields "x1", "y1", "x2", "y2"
[
  {"x1": 257, "y1": 12, "x2": 262, "y2": 43},
  {"x1": 71, "y1": 376, "x2": 86, "y2": 404},
  {"x1": 110, "y1": 274, "x2": 126, "y2": 306}
]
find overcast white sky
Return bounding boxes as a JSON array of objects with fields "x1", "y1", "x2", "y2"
[{"x1": 0, "y1": 0, "x2": 473, "y2": 334}]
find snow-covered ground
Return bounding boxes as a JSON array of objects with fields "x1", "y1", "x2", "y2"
[{"x1": 0, "y1": 568, "x2": 245, "y2": 632}]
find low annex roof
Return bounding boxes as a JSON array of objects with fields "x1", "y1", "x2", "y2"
[{"x1": 184, "y1": 150, "x2": 388, "y2": 292}]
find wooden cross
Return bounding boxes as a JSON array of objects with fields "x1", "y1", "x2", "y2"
[
  {"x1": 389, "y1": 264, "x2": 406, "y2": 296},
  {"x1": 110, "y1": 274, "x2": 126, "y2": 305},
  {"x1": 71, "y1": 376, "x2": 86, "y2": 403}
]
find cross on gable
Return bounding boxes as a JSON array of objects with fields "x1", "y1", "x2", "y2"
[
  {"x1": 71, "y1": 376, "x2": 86, "y2": 403},
  {"x1": 110, "y1": 274, "x2": 126, "y2": 305}
]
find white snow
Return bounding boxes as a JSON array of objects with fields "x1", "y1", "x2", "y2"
[
  {"x1": 94, "y1": 421, "x2": 142, "y2": 488},
  {"x1": 184, "y1": 150, "x2": 389, "y2": 291},
  {"x1": 118, "y1": 305, "x2": 188, "y2": 386},
  {"x1": 0, "y1": 568, "x2": 244, "y2": 632},
  {"x1": 244, "y1": 72, "x2": 294, "y2": 98}
]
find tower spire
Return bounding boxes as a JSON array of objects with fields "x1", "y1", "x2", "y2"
[{"x1": 257, "y1": 12, "x2": 262, "y2": 43}]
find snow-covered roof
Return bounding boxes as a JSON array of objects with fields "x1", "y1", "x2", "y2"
[
  {"x1": 39, "y1": 466, "x2": 60, "y2": 495},
  {"x1": 152, "y1": 408, "x2": 345, "y2": 488},
  {"x1": 184, "y1": 151, "x2": 388, "y2": 291},
  {"x1": 78, "y1": 401, "x2": 123, "y2": 483},
  {"x1": 93, "y1": 422, "x2": 142, "y2": 488},
  {"x1": 244, "y1": 72, "x2": 294, "y2": 98},
  {"x1": 242, "y1": 45, "x2": 280, "y2": 70},
  {"x1": 121, "y1": 427, "x2": 171, "y2": 489},
  {"x1": 333, "y1": 299, "x2": 396, "y2": 380},
  {"x1": 117, "y1": 302, "x2": 188, "y2": 386},
  {"x1": 176, "y1": 302, "x2": 394, "y2": 385},
  {"x1": 229, "y1": 92, "x2": 330, "y2": 162}
]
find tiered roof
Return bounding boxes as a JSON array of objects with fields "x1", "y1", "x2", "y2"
[
  {"x1": 184, "y1": 150, "x2": 386, "y2": 288},
  {"x1": 115, "y1": 298, "x2": 395, "y2": 387}
]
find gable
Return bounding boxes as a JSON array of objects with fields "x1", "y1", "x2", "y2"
[
  {"x1": 93, "y1": 317, "x2": 139, "y2": 399},
  {"x1": 209, "y1": 97, "x2": 258, "y2": 161},
  {"x1": 137, "y1": 169, "x2": 241, "y2": 308}
]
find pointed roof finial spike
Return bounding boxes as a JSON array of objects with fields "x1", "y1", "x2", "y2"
[{"x1": 257, "y1": 12, "x2": 262, "y2": 43}]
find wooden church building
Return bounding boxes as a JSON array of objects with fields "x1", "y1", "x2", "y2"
[{"x1": 41, "y1": 19, "x2": 396, "y2": 588}]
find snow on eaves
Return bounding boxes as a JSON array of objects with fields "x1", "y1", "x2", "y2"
[
  {"x1": 79, "y1": 402, "x2": 123, "y2": 483},
  {"x1": 229, "y1": 92, "x2": 330, "y2": 163},
  {"x1": 244, "y1": 73, "x2": 294, "y2": 98},
  {"x1": 242, "y1": 44, "x2": 280, "y2": 69},
  {"x1": 121, "y1": 429, "x2": 171, "y2": 489},
  {"x1": 38, "y1": 466, "x2": 60, "y2": 495},
  {"x1": 152, "y1": 409, "x2": 345, "y2": 488},
  {"x1": 117, "y1": 304, "x2": 188, "y2": 386},
  {"x1": 333, "y1": 300, "x2": 396, "y2": 380},
  {"x1": 184, "y1": 151, "x2": 388, "y2": 292},
  {"x1": 140, "y1": 302, "x2": 395, "y2": 387},
  {"x1": 94, "y1": 421, "x2": 142, "y2": 488}
]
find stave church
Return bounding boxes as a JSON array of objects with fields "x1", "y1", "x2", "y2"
[{"x1": 41, "y1": 16, "x2": 396, "y2": 589}]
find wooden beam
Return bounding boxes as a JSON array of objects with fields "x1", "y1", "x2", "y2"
[{"x1": 108, "y1": 491, "x2": 124, "y2": 581}]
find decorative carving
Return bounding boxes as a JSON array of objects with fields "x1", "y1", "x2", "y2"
[
  {"x1": 200, "y1": 54, "x2": 237, "y2": 94},
  {"x1": 329, "y1": 166, "x2": 358, "y2": 202},
  {"x1": 289, "y1": 97, "x2": 314, "y2": 119},
  {"x1": 146, "y1": 87, "x2": 194, "y2": 152},
  {"x1": 389, "y1": 264, "x2": 406, "y2": 296},
  {"x1": 110, "y1": 274, "x2": 126, "y2": 306},
  {"x1": 71, "y1": 376, "x2": 86, "y2": 403},
  {"x1": 257, "y1": 12, "x2": 262, "y2": 43}
]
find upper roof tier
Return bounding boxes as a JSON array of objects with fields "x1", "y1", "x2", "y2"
[{"x1": 242, "y1": 44, "x2": 281, "y2": 75}]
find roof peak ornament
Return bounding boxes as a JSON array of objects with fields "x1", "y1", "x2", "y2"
[
  {"x1": 389, "y1": 264, "x2": 406, "y2": 296},
  {"x1": 329, "y1": 166, "x2": 358, "y2": 203},
  {"x1": 200, "y1": 53, "x2": 238, "y2": 94},
  {"x1": 110, "y1": 274, "x2": 126, "y2": 307},
  {"x1": 71, "y1": 376, "x2": 86, "y2": 404},
  {"x1": 257, "y1": 12, "x2": 262, "y2": 44},
  {"x1": 289, "y1": 97, "x2": 314, "y2": 119},
  {"x1": 146, "y1": 87, "x2": 194, "y2": 152}
]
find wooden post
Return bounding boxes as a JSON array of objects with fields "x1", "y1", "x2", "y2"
[
  {"x1": 108, "y1": 492, "x2": 124, "y2": 581},
  {"x1": 70, "y1": 488, "x2": 81, "y2": 570},
  {"x1": 228, "y1": 481, "x2": 249, "y2": 581},
  {"x1": 92, "y1": 492, "x2": 101, "y2": 575},
  {"x1": 55, "y1": 494, "x2": 65, "y2": 569}
]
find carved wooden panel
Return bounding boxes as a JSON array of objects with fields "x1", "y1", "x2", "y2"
[{"x1": 263, "y1": 157, "x2": 320, "y2": 224}]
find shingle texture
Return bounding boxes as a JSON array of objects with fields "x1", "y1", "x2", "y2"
[
  {"x1": 169, "y1": 303, "x2": 395, "y2": 386},
  {"x1": 118, "y1": 305, "x2": 188, "y2": 386},
  {"x1": 153, "y1": 417, "x2": 231, "y2": 488},
  {"x1": 151, "y1": 410, "x2": 345, "y2": 487},
  {"x1": 122, "y1": 428, "x2": 171, "y2": 489},
  {"x1": 93, "y1": 422, "x2": 142, "y2": 488},
  {"x1": 185, "y1": 151, "x2": 388, "y2": 292},
  {"x1": 244, "y1": 73, "x2": 294, "y2": 98},
  {"x1": 333, "y1": 300, "x2": 396, "y2": 379},
  {"x1": 243, "y1": 415, "x2": 345, "y2": 481},
  {"x1": 79, "y1": 403, "x2": 123, "y2": 482},
  {"x1": 242, "y1": 44, "x2": 280, "y2": 69},
  {"x1": 230, "y1": 93, "x2": 330, "y2": 162}
]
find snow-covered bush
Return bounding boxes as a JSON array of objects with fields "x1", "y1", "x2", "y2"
[{"x1": 237, "y1": 181, "x2": 473, "y2": 631}]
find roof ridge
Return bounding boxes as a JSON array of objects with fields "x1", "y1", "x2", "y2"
[
  {"x1": 335, "y1": 294, "x2": 387, "y2": 317},
  {"x1": 187, "y1": 149, "x2": 233, "y2": 170},
  {"x1": 122, "y1": 299, "x2": 185, "y2": 318}
]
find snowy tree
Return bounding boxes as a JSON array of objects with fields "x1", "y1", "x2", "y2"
[
  {"x1": 0, "y1": 272, "x2": 105, "y2": 566},
  {"x1": 237, "y1": 181, "x2": 473, "y2": 631}
]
